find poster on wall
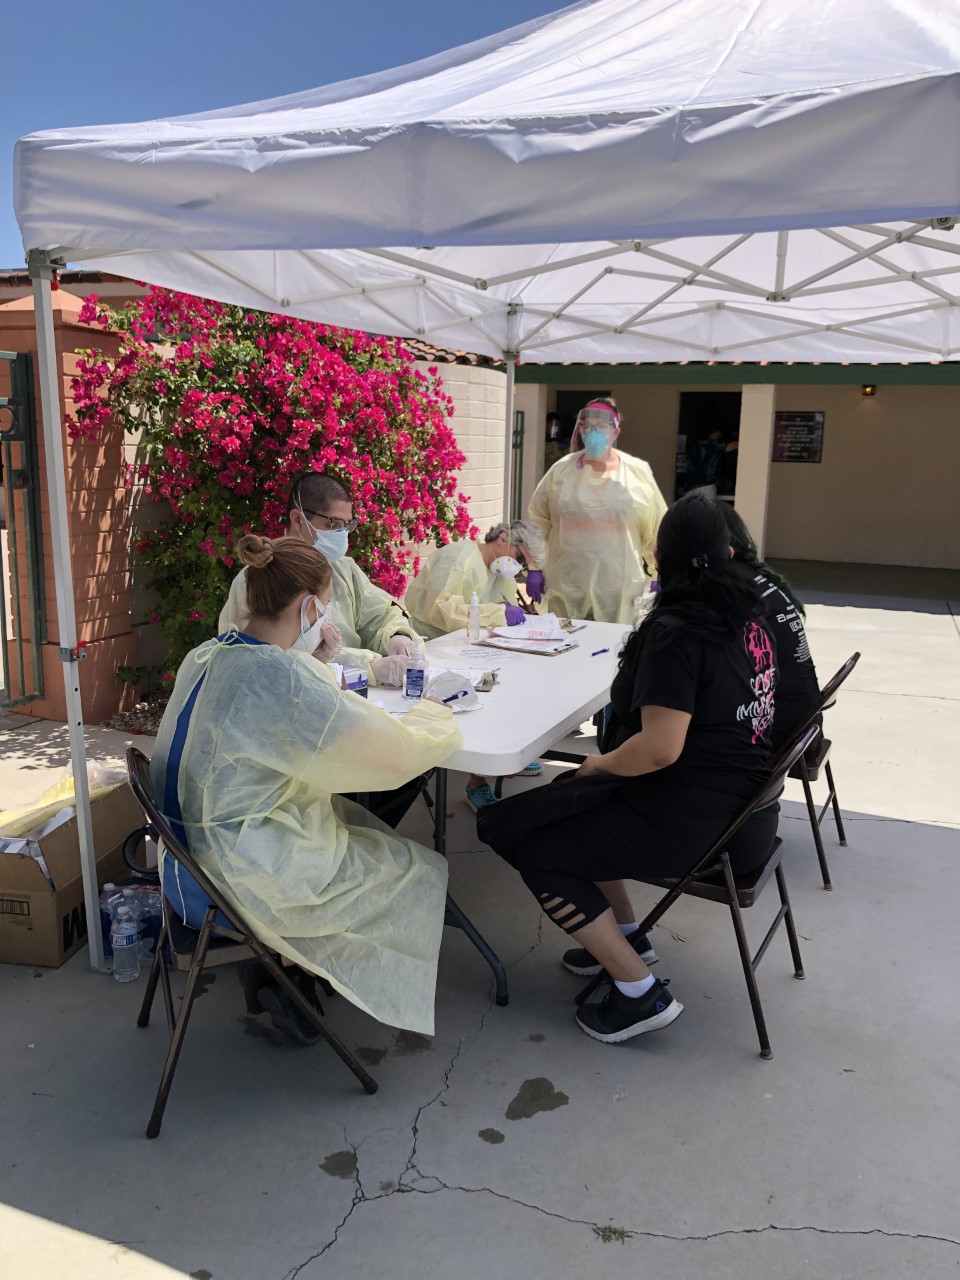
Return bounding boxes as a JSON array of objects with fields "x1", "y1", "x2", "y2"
[{"x1": 772, "y1": 411, "x2": 825, "y2": 463}]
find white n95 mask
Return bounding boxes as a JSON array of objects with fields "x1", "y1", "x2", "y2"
[
  {"x1": 491, "y1": 556, "x2": 523, "y2": 579},
  {"x1": 293, "y1": 597, "x2": 326, "y2": 653}
]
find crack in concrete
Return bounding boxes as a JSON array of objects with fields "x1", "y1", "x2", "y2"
[
  {"x1": 281, "y1": 1174, "x2": 960, "y2": 1278},
  {"x1": 281, "y1": 912, "x2": 554, "y2": 1275}
]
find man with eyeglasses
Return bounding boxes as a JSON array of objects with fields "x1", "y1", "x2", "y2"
[{"x1": 218, "y1": 471, "x2": 419, "y2": 687}]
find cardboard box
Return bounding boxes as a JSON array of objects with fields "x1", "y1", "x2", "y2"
[{"x1": 0, "y1": 784, "x2": 146, "y2": 967}]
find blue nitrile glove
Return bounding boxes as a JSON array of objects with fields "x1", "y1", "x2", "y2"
[
  {"x1": 525, "y1": 569, "x2": 546, "y2": 603},
  {"x1": 504, "y1": 604, "x2": 526, "y2": 626}
]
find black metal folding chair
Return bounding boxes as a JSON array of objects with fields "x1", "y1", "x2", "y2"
[
  {"x1": 576, "y1": 726, "x2": 819, "y2": 1059},
  {"x1": 125, "y1": 748, "x2": 378, "y2": 1139},
  {"x1": 773, "y1": 653, "x2": 860, "y2": 891}
]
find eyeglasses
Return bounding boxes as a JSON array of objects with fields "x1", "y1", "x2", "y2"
[{"x1": 305, "y1": 510, "x2": 360, "y2": 534}]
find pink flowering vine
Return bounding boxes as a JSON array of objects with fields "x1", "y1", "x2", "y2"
[{"x1": 69, "y1": 288, "x2": 475, "y2": 678}]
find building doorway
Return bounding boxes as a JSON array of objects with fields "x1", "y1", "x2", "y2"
[{"x1": 675, "y1": 391, "x2": 742, "y2": 500}]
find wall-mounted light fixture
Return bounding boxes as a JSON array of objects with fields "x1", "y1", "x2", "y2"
[{"x1": 861, "y1": 384, "x2": 877, "y2": 397}]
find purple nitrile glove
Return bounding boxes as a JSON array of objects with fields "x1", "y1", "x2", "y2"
[
  {"x1": 525, "y1": 569, "x2": 546, "y2": 603},
  {"x1": 504, "y1": 603, "x2": 526, "y2": 626}
]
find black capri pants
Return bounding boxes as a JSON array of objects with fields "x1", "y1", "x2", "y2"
[{"x1": 508, "y1": 797, "x2": 779, "y2": 935}]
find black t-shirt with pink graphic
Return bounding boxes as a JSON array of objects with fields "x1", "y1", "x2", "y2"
[{"x1": 608, "y1": 613, "x2": 778, "y2": 816}]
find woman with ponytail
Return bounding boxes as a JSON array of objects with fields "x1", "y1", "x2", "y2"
[
  {"x1": 480, "y1": 494, "x2": 780, "y2": 1046},
  {"x1": 527, "y1": 397, "x2": 667, "y2": 623},
  {"x1": 716, "y1": 501, "x2": 821, "y2": 749}
]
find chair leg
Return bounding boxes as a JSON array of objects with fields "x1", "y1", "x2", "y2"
[
  {"x1": 136, "y1": 921, "x2": 169, "y2": 1029},
  {"x1": 775, "y1": 863, "x2": 805, "y2": 979},
  {"x1": 720, "y1": 855, "x2": 773, "y2": 1060},
  {"x1": 251, "y1": 945, "x2": 379, "y2": 1095},
  {"x1": 800, "y1": 770, "x2": 832, "y2": 890},
  {"x1": 145, "y1": 907, "x2": 217, "y2": 1139},
  {"x1": 825, "y1": 761, "x2": 848, "y2": 846}
]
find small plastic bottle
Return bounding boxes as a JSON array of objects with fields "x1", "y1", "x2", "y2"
[
  {"x1": 467, "y1": 593, "x2": 481, "y2": 643},
  {"x1": 98, "y1": 882, "x2": 123, "y2": 958},
  {"x1": 403, "y1": 647, "x2": 427, "y2": 700},
  {"x1": 111, "y1": 906, "x2": 141, "y2": 983},
  {"x1": 121, "y1": 887, "x2": 146, "y2": 959}
]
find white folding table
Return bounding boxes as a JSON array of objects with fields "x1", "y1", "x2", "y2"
[{"x1": 374, "y1": 620, "x2": 628, "y2": 1005}]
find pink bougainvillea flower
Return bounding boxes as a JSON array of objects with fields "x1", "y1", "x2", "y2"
[{"x1": 66, "y1": 285, "x2": 477, "y2": 675}]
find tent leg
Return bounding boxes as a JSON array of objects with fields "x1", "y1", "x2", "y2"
[
  {"x1": 28, "y1": 252, "x2": 105, "y2": 972},
  {"x1": 502, "y1": 351, "x2": 516, "y2": 519}
]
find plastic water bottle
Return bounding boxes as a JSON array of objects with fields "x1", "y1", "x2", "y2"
[
  {"x1": 121, "y1": 887, "x2": 145, "y2": 959},
  {"x1": 111, "y1": 906, "x2": 141, "y2": 983},
  {"x1": 467, "y1": 593, "x2": 481, "y2": 643},
  {"x1": 403, "y1": 647, "x2": 426, "y2": 700},
  {"x1": 99, "y1": 883, "x2": 123, "y2": 958}
]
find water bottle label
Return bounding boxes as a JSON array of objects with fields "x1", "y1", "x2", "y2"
[
  {"x1": 405, "y1": 668, "x2": 425, "y2": 699},
  {"x1": 112, "y1": 934, "x2": 137, "y2": 948}
]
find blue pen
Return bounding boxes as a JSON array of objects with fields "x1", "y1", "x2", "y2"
[
  {"x1": 443, "y1": 689, "x2": 470, "y2": 703},
  {"x1": 591, "y1": 647, "x2": 609, "y2": 657}
]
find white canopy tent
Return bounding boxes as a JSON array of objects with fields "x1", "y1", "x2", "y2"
[{"x1": 13, "y1": 0, "x2": 960, "y2": 967}]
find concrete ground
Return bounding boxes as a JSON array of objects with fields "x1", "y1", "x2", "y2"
[{"x1": 1, "y1": 569, "x2": 959, "y2": 1279}]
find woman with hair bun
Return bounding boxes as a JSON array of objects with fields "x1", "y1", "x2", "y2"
[{"x1": 151, "y1": 534, "x2": 463, "y2": 1042}]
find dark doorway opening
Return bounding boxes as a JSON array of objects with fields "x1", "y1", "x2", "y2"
[{"x1": 676, "y1": 391, "x2": 741, "y2": 500}]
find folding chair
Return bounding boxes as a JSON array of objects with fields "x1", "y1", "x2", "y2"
[
  {"x1": 576, "y1": 725, "x2": 819, "y2": 1059},
  {"x1": 775, "y1": 653, "x2": 860, "y2": 891},
  {"x1": 125, "y1": 748, "x2": 378, "y2": 1139}
]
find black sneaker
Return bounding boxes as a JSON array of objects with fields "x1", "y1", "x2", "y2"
[
  {"x1": 256, "y1": 970, "x2": 325, "y2": 1047},
  {"x1": 562, "y1": 933, "x2": 658, "y2": 976},
  {"x1": 576, "y1": 978, "x2": 683, "y2": 1044}
]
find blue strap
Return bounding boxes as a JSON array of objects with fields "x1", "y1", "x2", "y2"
[{"x1": 160, "y1": 632, "x2": 266, "y2": 929}]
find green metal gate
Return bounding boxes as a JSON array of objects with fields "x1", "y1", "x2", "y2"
[{"x1": 0, "y1": 352, "x2": 45, "y2": 708}]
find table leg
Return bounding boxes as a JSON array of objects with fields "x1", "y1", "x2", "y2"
[
  {"x1": 433, "y1": 768, "x2": 509, "y2": 1006},
  {"x1": 433, "y1": 768, "x2": 447, "y2": 855},
  {"x1": 445, "y1": 895, "x2": 510, "y2": 1007}
]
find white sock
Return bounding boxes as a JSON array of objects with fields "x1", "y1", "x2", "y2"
[
  {"x1": 618, "y1": 922, "x2": 639, "y2": 938},
  {"x1": 615, "y1": 973, "x2": 655, "y2": 999}
]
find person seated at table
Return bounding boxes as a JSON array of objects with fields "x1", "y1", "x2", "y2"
[
  {"x1": 153, "y1": 534, "x2": 463, "y2": 1043},
  {"x1": 219, "y1": 470, "x2": 419, "y2": 690},
  {"x1": 715, "y1": 502, "x2": 820, "y2": 750},
  {"x1": 405, "y1": 520, "x2": 549, "y2": 812},
  {"x1": 480, "y1": 493, "x2": 779, "y2": 1045}
]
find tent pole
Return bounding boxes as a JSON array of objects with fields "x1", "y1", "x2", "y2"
[
  {"x1": 501, "y1": 301, "x2": 521, "y2": 519},
  {"x1": 502, "y1": 352, "x2": 516, "y2": 519},
  {"x1": 27, "y1": 251, "x2": 105, "y2": 972}
]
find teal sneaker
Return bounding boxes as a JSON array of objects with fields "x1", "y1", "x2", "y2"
[{"x1": 465, "y1": 782, "x2": 499, "y2": 813}]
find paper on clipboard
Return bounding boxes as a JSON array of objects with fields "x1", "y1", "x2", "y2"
[{"x1": 477, "y1": 635, "x2": 578, "y2": 656}]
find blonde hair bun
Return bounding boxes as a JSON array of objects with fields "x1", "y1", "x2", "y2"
[{"x1": 237, "y1": 534, "x2": 275, "y2": 570}]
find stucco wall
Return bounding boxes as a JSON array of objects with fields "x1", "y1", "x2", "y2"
[
  {"x1": 766, "y1": 384, "x2": 960, "y2": 569},
  {"x1": 521, "y1": 379, "x2": 960, "y2": 570}
]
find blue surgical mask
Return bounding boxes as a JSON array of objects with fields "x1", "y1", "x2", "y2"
[
  {"x1": 582, "y1": 428, "x2": 611, "y2": 459},
  {"x1": 309, "y1": 526, "x2": 349, "y2": 562}
]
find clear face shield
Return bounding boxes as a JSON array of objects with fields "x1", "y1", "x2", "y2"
[{"x1": 575, "y1": 405, "x2": 620, "y2": 459}]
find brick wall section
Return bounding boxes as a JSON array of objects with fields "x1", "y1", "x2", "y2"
[
  {"x1": 425, "y1": 361, "x2": 507, "y2": 535},
  {"x1": 0, "y1": 292, "x2": 138, "y2": 721}
]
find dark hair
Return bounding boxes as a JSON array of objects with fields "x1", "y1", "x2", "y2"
[
  {"x1": 236, "y1": 534, "x2": 332, "y2": 619},
  {"x1": 715, "y1": 502, "x2": 806, "y2": 617},
  {"x1": 286, "y1": 471, "x2": 352, "y2": 520},
  {"x1": 569, "y1": 395, "x2": 621, "y2": 454},
  {"x1": 621, "y1": 493, "x2": 762, "y2": 666}
]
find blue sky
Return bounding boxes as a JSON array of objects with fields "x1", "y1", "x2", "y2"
[{"x1": 2, "y1": 0, "x2": 562, "y2": 268}]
